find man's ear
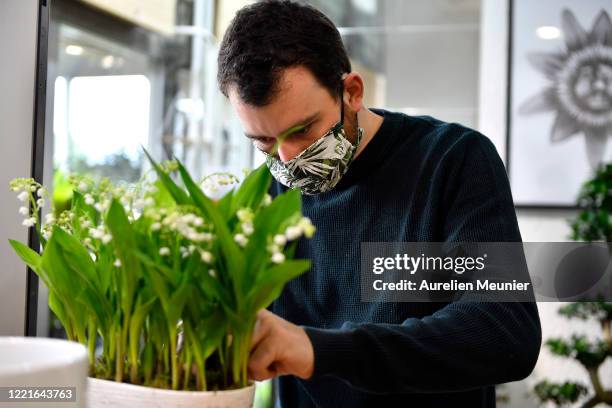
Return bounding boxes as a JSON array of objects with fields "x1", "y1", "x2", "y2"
[{"x1": 342, "y1": 72, "x2": 365, "y2": 112}]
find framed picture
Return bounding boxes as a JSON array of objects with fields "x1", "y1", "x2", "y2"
[{"x1": 507, "y1": 0, "x2": 612, "y2": 208}]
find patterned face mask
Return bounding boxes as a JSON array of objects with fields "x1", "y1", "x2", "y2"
[{"x1": 263, "y1": 83, "x2": 364, "y2": 195}]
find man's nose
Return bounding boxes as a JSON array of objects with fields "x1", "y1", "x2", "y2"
[{"x1": 276, "y1": 142, "x2": 301, "y2": 163}]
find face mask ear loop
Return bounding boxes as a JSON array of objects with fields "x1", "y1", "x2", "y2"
[
  {"x1": 339, "y1": 78, "x2": 345, "y2": 126},
  {"x1": 354, "y1": 86, "x2": 363, "y2": 148}
]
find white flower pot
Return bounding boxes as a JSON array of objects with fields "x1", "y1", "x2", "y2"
[
  {"x1": 0, "y1": 336, "x2": 89, "y2": 408},
  {"x1": 86, "y1": 377, "x2": 256, "y2": 408}
]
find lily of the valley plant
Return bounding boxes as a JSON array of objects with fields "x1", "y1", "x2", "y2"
[{"x1": 8, "y1": 151, "x2": 314, "y2": 391}]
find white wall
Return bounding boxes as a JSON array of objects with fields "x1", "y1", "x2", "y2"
[
  {"x1": 0, "y1": 0, "x2": 40, "y2": 336},
  {"x1": 478, "y1": 0, "x2": 611, "y2": 406}
]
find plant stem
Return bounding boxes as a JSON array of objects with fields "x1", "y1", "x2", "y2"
[
  {"x1": 182, "y1": 347, "x2": 192, "y2": 390},
  {"x1": 244, "y1": 318, "x2": 256, "y2": 387},
  {"x1": 241, "y1": 337, "x2": 248, "y2": 387},
  {"x1": 232, "y1": 337, "x2": 239, "y2": 386},
  {"x1": 581, "y1": 395, "x2": 601, "y2": 408},
  {"x1": 129, "y1": 354, "x2": 138, "y2": 384},
  {"x1": 587, "y1": 366, "x2": 604, "y2": 398},
  {"x1": 28, "y1": 193, "x2": 44, "y2": 248},
  {"x1": 169, "y1": 326, "x2": 179, "y2": 390},
  {"x1": 143, "y1": 339, "x2": 154, "y2": 386},
  {"x1": 128, "y1": 322, "x2": 141, "y2": 384},
  {"x1": 87, "y1": 323, "x2": 96, "y2": 375},
  {"x1": 602, "y1": 318, "x2": 611, "y2": 344},
  {"x1": 199, "y1": 358, "x2": 207, "y2": 391},
  {"x1": 107, "y1": 328, "x2": 116, "y2": 379},
  {"x1": 185, "y1": 321, "x2": 207, "y2": 391},
  {"x1": 221, "y1": 334, "x2": 229, "y2": 388},
  {"x1": 115, "y1": 330, "x2": 124, "y2": 383}
]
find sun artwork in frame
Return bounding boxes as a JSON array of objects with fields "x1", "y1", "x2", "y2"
[{"x1": 519, "y1": 8, "x2": 612, "y2": 170}]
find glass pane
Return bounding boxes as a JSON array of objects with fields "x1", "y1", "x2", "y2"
[
  {"x1": 50, "y1": 22, "x2": 156, "y2": 183},
  {"x1": 62, "y1": 74, "x2": 150, "y2": 182}
]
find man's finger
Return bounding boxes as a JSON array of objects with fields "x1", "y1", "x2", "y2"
[
  {"x1": 248, "y1": 362, "x2": 277, "y2": 382},
  {"x1": 248, "y1": 337, "x2": 277, "y2": 381},
  {"x1": 250, "y1": 309, "x2": 272, "y2": 351}
]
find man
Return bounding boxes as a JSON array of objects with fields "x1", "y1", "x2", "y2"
[{"x1": 217, "y1": 1, "x2": 542, "y2": 407}]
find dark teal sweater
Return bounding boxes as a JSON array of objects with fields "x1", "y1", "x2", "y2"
[{"x1": 268, "y1": 108, "x2": 542, "y2": 407}]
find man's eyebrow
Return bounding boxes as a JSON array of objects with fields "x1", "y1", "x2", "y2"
[{"x1": 244, "y1": 113, "x2": 319, "y2": 139}]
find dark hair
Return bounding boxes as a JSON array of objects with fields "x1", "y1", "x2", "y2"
[{"x1": 217, "y1": 0, "x2": 351, "y2": 106}]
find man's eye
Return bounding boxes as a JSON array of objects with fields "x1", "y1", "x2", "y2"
[
  {"x1": 289, "y1": 125, "x2": 310, "y2": 137},
  {"x1": 253, "y1": 137, "x2": 274, "y2": 144},
  {"x1": 251, "y1": 137, "x2": 276, "y2": 152}
]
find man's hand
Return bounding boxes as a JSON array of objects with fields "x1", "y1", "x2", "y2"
[{"x1": 248, "y1": 308, "x2": 314, "y2": 381}]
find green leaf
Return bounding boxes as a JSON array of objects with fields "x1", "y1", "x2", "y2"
[
  {"x1": 51, "y1": 227, "x2": 111, "y2": 329},
  {"x1": 217, "y1": 189, "x2": 235, "y2": 221},
  {"x1": 231, "y1": 164, "x2": 271, "y2": 214},
  {"x1": 253, "y1": 188, "x2": 301, "y2": 239},
  {"x1": 135, "y1": 249, "x2": 174, "y2": 282},
  {"x1": 106, "y1": 199, "x2": 140, "y2": 315},
  {"x1": 175, "y1": 159, "x2": 245, "y2": 305},
  {"x1": 9, "y1": 238, "x2": 54, "y2": 294},
  {"x1": 52, "y1": 227, "x2": 97, "y2": 287},
  {"x1": 195, "y1": 268, "x2": 231, "y2": 306},
  {"x1": 72, "y1": 190, "x2": 99, "y2": 225},
  {"x1": 94, "y1": 244, "x2": 114, "y2": 295},
  {"x1": 41, "y1": 230, "x2": 80, "y2": 296},
  {"x1": 41, "y1": 230, "x2": 89, "y2": 341},
  {"x1": 242, "y1": 188, "x2": 302, "y2": 291},
  {"x1": 129, "y1": 294, "x2": 157, "y2": 358},
  {"x1": 9, "y1": 239, "x2": 42, "y2": 272},
  {"x1": 245, "y1": 259, "x2": 311, "y2": 311},
  {"x1": 195, "y1": 310, "x2": 227, "y2": 359},
  {"x1": 151, "y1": 180, "x2": 175, "y2": 209},
  {"x1": 182, "y1": 252, "x2": 232, "y2": 306},
  {"x1": 48, "y1": 290, "x2": 70, "y2": 332},
  {"x1": 167, "y1": 280, "x2": 192, "y2": 323},
  {"x1": 142, "y1": 148, "x2": 190, "y2": 205}
]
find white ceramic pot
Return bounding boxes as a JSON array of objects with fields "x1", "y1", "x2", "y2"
[
  {"x1": 0, "y1": 336, "x2": 89, "y2": 408},
  {"x1": 86, "y1": 377, "x2": 256, "y2": 408}
]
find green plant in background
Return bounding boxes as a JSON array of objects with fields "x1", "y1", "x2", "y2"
[
  {"x1": 534, "y1": 163, "x2": 612, "y2": 407},
  {"x1": 534, "y1": 380, "x2": 589, "y2": 406},
  {"x1": 570, "y1": 163, "x2": 612, "y2": 242},
  {"x1": 68, "y1": 151, "x2": 143, "y2": 184},
  {"x1": 8, "y1": 150, "x2": 314, "y2": 392},
  {"x1": 52, "y1": 170, "x2": 73, "y2": 215}
]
